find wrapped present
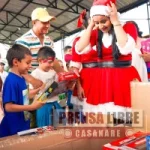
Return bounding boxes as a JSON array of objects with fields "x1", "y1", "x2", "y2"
[
  {"x1": 57, "y1": 71, "x2": 78, "y2": 82},
  {"x1": 36, "y1": 71, "x2": 78, "y2": 103},
  {"x1": 17, "y1": 126, "x2": 54, "y2": 136},
  {"x1": 103, "y1": 131, "x2": 148, "y2": 150}
]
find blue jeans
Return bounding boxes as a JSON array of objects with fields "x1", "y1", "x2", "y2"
[{"x1": 36, "y1": 101, "x2": 65, "y2": 127}]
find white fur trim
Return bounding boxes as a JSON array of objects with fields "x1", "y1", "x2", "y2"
[
  {"x1": 82, "y1": 99, "x2": 131, "y2": 120},
  {"x1": 116, "y1": 34, "x2": 136, "y2": 55},
  {"x1": 102, "y1": 33, "x2": 112, "y2": 48},
  {"x1": 70, "y1": 61, "x2": 82, "y2": 69},
  {"x1": 90, "y1": 5, "x2": 110, "y2": 17}
]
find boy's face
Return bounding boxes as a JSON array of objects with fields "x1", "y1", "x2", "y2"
[
  {"x1": 17, "y1": 54, "x2": 32, "y2": 74},
  {"x1": 39, "y1": 57, "x2": 54, "y2": 72},
  {"x1": 66, "y1": 48, "x2": 72, "y2": 55}
]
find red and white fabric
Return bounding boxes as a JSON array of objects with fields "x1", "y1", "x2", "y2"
[{"x1": 71, "y1": 22, "x2": 141, "y2": 118}]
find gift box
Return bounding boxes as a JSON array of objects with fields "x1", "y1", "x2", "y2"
[
  {"x1": 103, "y1": 131, "x2": 148, "y2": 150},
  {"x1": 131, "y1": 82, "x2": 150, "y2": 132},
  {"x1": 36, "y1": 71, "x2": 78, "y2": 103},
  {"x1": 0, "y1": 127, "x2": 113, "y2": 150},
  {"x1": 121, "y1": 135, "x2": 147, "y2": 150},
  {"x1": 57, "y1": 71, "x2": 78, "y2": 82}
]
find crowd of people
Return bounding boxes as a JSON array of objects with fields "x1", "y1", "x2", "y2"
[{"x1": 0, "y1": 0, "x2": 150, "y2": 138}]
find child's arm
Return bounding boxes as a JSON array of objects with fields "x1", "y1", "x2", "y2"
[
  {"x1": 22, "y1": 74, "x2": 43, "y2": 89},
  {"x1": 5, "y1": 101, "x2": 44, "y2": 112},
  {"x1": 53, "y1": 59, "x2": 65, "y2": 73},
  {"x1": 29, "y1": 83, "x2": 46, "y2": 99},
  {"x1": 29, "y1": 88, "x2": 41, "y2": 99}
]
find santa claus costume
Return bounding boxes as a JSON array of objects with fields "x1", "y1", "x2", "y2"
[{"x1": 71, "y1": 0, "x2": 141, "y2": 121}]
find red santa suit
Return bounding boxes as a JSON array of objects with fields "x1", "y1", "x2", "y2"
[{"x1": 71, "y1": 22, "x2": 141, "y2": 118}]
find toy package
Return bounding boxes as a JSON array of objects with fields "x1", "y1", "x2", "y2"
[
  {"x1": 35, "y1": 71, "x2": 78, "y2": 104},
  {"x1": 17, "y1": 126, "x2": 54, "y2": 136},
  {"x1": 103, "y1": 131, "x2": 149, "y2": 150}
]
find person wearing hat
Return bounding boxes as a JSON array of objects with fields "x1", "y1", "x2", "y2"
[
  {"x1": 16, "y1": 8, "x2": 65, "y2": 128},
  {"x1": 74, "y1": 0, "x2": 141, "y2": 124},
  {"x1": 16, "y1": 7, "x2": 64, "y2": 88},
  {"x1": 0, "y1": 59, "x2": 8, "y2": 85}
]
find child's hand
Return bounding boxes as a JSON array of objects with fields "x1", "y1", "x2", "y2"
[
  {"x1": 29, "y1": 86, "x2": 42, "y2": 99},
  {"x1": 31, "y1": 99, "x2": 45, "y2": 110},
  {"x1": 39, "y1": 83, "x2": 46, "y2": 90}
]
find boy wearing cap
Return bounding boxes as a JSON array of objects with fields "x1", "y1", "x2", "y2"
[{"x1": 16, "y1": 7, "x2": 64, "y2": 88}]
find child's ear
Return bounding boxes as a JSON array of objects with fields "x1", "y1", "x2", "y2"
[{"x1": 13, "y1": 58, "x2": 19, "y2": 66}]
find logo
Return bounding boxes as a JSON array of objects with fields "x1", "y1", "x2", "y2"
[
  {"x1": 63, "y1": 127, "x2": 130, "y2": 139},
  {"x1": 57, "y1": 109, "x2": 144, "y2": 127}
]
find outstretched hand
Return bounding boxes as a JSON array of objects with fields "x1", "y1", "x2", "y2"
[{"x1": 31, "y1": 99, "x2": 45, "y2": 110}]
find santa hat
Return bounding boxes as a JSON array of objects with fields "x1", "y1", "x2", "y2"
[{"x1": 90, "y1": 0, "x2": 116, "y2": 17}]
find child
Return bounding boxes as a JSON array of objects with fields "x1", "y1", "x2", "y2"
[
  {"x1": 64, "y1": 46, "x2": 72, "y2": 71},
  {"x1": 0, "y1": 44, "x2": 44, "y2": 137},
  {"x1": 29, "y1": 46, "x2": 64, "y2": 127}
]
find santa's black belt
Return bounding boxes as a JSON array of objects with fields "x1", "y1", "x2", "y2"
[{"x1": 82, "y1": 61, "x2": 131, "y2": 68}]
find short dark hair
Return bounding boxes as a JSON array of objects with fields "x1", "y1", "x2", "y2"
[
  {"x1": 37, "y1": 46, "x2": 55, "y2": 60},
  {"x1": 6, "y1": 44, "x2": 32, "y2": 68},
  {"x1": 64, "y1": 46, "x2": 72, "y2": 52}
]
